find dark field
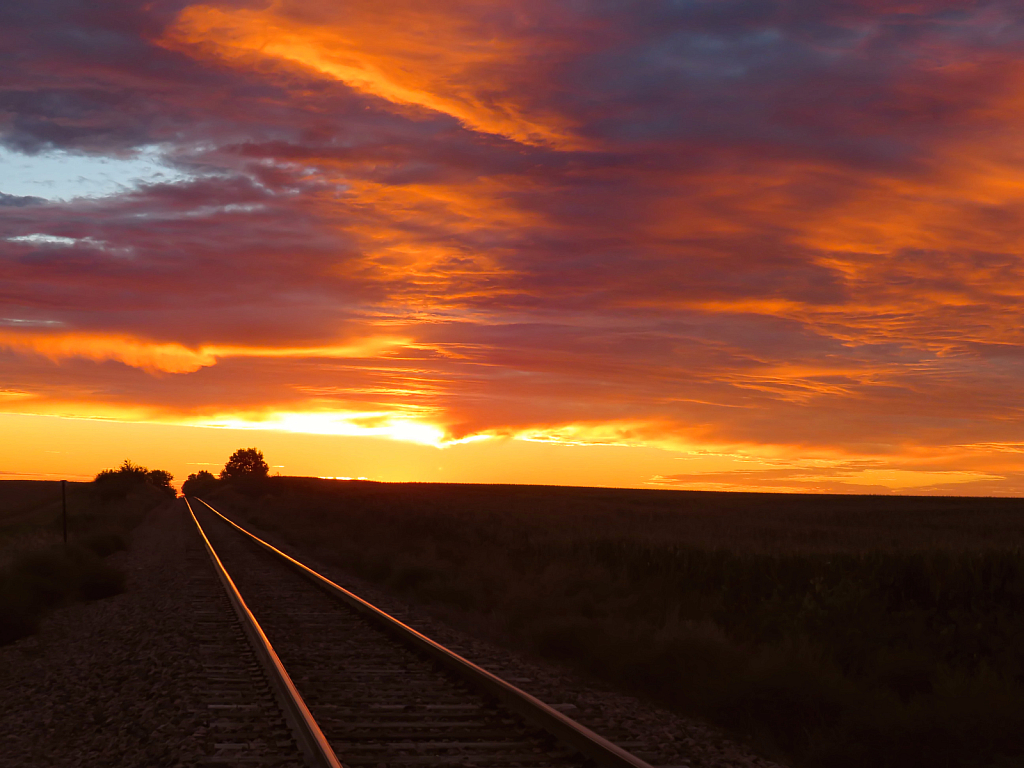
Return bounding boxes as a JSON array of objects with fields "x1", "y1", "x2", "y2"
[
  {"x1": 0, "y1": 480, "x2": 75, "y2": 521},
  {"x1": 0, "y1": 480, "x2": 94, "y2": 565},
  {"x1": 0, "y1": 479, "x2": 164, "y2": 644},
  {"x1": 210, "y1": 479, "x2": 1024, "y2": 768}
]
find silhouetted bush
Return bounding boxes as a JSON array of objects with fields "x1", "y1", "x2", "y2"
[
  {"x1": 146, "y1": 469, "x2": 174, "y2": 497},
  {"x1": 182, "y1": 470, "x2": 219, "y2": 497},
  {"x1": 0, "y1": 543, "x2": 126, "y2": 644},
  {"x1": 94, "y1": 459, "x2": 175, "y2": 500},
  {"x1": 80, "y1": 531, "x2": 128, "y2": 558}
]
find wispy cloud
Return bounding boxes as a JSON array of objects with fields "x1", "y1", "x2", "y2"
[
  {"x1": 161, "y1": 2, "x2": 586, "y2": 148},
  {"x1": 0, "y1": 330, "x2": 413, "y2": 374}
]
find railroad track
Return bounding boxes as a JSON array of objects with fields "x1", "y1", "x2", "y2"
[{"x1": 186, "y1": 497, "x2": 655, "y2": 768}]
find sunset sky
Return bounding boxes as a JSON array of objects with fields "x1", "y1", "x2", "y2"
[{"x1": 3, "y1": 0, "x2": 1024, "y2": 494}]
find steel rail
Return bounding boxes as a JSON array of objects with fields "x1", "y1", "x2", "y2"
[
  {"x1": 185, "y1": 498, "x2": 343, "y2": 768},
  {"x1": 194, "y1": 497, "x2": 655, "y2": 768}
]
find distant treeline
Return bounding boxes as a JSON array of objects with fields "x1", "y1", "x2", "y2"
[{"x1": 183, "y1": 447, "x2": 269, "y2": 496}]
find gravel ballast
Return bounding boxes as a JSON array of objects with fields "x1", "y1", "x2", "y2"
[{"x1": 0, "y1": 501, "x2": 300, "y2": 768}]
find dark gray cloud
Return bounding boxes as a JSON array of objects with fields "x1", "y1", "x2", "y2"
[{"x1": 0, "y1": 192, "x2": 45, "y2": 207}]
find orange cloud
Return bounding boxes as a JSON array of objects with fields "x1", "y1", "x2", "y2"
[
  {"x1": 317, "y1": 175, "x2": 534, "y2": 309},
  {"x1": 0, "y1": 331, "x2": 216, "y2": 373},
  {"x1": 162, "y1": 2, "x2": 583, "y2": 148},
  {"x1": 0, "y1": 331, "x2": 413, "y2": 374}
]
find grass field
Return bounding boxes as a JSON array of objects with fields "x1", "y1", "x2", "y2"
[
  {"x1": 0, "y1": 481, "x2": 93, "y2": 566},
  {"x1": 0, "y1": 479, "x2": 166, "y2": 644},
  {"x1": 208, "y1": 478, "x2": 1024, "y2": 768}
]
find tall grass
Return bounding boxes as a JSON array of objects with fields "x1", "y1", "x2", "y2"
[
  {"x1": 1, "y1": 481, "x2": 102, "y2": 564},
  {"x1": 0, "y1": 481, "x2": 166, "y2": 644},
  {"x1": 0, "y1": 540, "x2": 127, "y2": 643},
  {"x1": 210, "y1": 479, "x2": 1024, "y2": 768}
]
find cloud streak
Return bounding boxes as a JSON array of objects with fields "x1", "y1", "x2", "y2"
[
  {"x1": 161, "y1": 2, "x2": 585, "y2": 147},
  {"x1": 0, "y1": 330, "x2": 413, "y2": 373}
]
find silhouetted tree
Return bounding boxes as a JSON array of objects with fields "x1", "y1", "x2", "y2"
[
  {"x1": 182, "y1": 470, "x2": 219, "y2": 497},
  {"x1": 95, "y1": 459, "x2": 147, "y2": 482},
  {"x1": 220, "y1": 448, "x2": 269, "y2": 480},
  {"x1": 94, "y1": 459, "x2": 174, "y2": 500},
  {"x1": 146, "y1": 469, "x2": 176, "y2": 498},
  {"x1": 147, "y1": 469, "x2": 173, "y2": 489}
]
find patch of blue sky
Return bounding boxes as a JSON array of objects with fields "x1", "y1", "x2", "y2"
[
  {"x1": 0, "y1": 145, "x2": 194, "y2": 202},
  {"x1": 7, "y1": 234, "x2": 80, "y2": 246},
  {"x1": 5, "y1": 232, "x2": 135, "y2": 257},
  {"x1": 0, "y1": 317, "x2": 63, "y2": 327}
]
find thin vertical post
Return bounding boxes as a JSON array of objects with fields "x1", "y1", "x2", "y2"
[{"x1": 62, "y1": 479, "x2": 67, "y2": 545}]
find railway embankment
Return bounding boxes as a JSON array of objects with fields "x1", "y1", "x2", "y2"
[
  {"x1": 196, "y1": 497, "x2": 787, "y2": 768},
  {"x1": 0, "y1": 502, "x2": 299, "y2": 767},
  {"x1": 0, "y1": 495, "x2": 787, "y2": 768}
]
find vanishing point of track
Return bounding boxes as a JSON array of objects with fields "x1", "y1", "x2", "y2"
[{"x1": 185, "y1": 497, "x2": 655, "y2": 768}]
